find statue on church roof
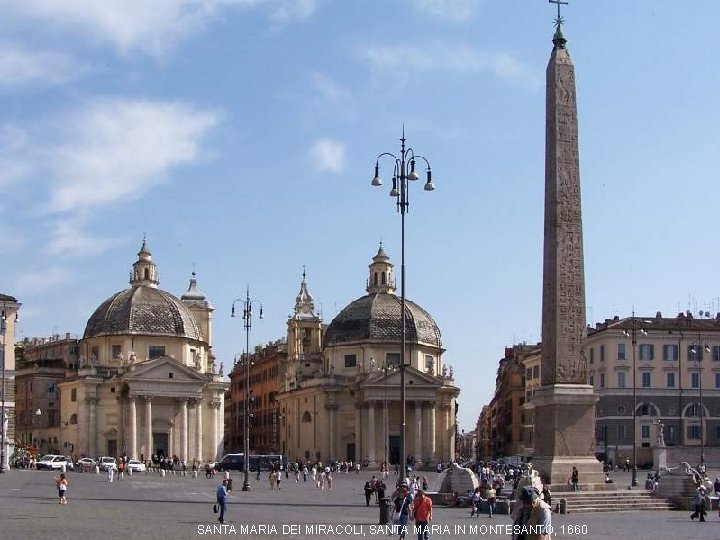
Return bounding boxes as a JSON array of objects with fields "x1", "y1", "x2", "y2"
[{"x1": 219, "y1": 362, "x2": 224, "y2": 376}]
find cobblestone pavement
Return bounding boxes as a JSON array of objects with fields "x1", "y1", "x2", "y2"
[{"x1": 0, "y1": 468, "x2": 717, "y2": 540}]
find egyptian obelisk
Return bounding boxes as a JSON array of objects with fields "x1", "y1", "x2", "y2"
[{"x1": 533, "y1": 4, "x2": 605, "y2": 488}]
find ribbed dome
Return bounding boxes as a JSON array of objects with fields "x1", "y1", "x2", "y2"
[
  {"x1": 83, "y1": 286, "x2": 203, "y2": 341},
  {"x1": 323, "y1": 293, "x2": 442, "y2": 347}
]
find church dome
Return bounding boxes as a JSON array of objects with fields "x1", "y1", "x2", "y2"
[
  {"x1": 323, "y1": 245, "x2": 441, "y2": 348},
  {"x1": 83, "y1": 286, "x2": 203, "y2": 341},
  {"x1": 323, "y1": 293, "x2": 442, "y2": 348},
  {"x1": 83, "y1": 239, "x2": 203, "y2": 341}
]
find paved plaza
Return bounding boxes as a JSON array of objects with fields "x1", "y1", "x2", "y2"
[{"x1": 0, "y1": 468, "x2": 717, "y2": 540}]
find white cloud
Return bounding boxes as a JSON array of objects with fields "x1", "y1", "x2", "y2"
[
  {"x1": 15, "y1": 266, "x2": 72, "y2": 293},
  {"x1": 0, "y1": 0, "x2": 317, "y2": 56},
  {"x1": 0, "y1": 125, "x2": 32, "y2": 188},
  {"x1": 360, "y1": 42, "x2": 540, "y2": 89},
  {"x1": 412, "y1": 0, "x2": 477, "y2": 22},
  {"x1": 0, "y1": 42, "x2": 84, "y2": 88},
  {"x1": 45, "y1": 220, "x2": 117, "y2": 257},
  {"x1": 310, "y1": 138, "x2": 345, "y2": 174},
  {"x1": 271, "y1": 0, "x2": 317, "y2": 21},
  {"x1": 47, "y1": 97, "x2": 220, "y2": 214}
]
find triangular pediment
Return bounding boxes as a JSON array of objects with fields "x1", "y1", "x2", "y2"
[
  {"x1": 122, "y1": 355, "x2": 206, "y2": 383},
  {"x1": 365, "y1": 365, "x2": 441, "y2": 387}
]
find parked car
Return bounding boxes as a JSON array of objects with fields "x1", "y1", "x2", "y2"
[
  {"x1": 98, "y1": 456, "x2": 117, "y2": 471},
  {"x1": 77, "y1": 457, "x2": 97, "y2": 471},
  {"x1": 126, "y1": 460, "x2": 146, "y2": 473},
  {"x1": 36, "y1": 455, "x2": 73, "y2": 470}
]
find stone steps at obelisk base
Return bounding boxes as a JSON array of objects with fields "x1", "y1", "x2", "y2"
[{"x1": 555, "y1": 490, "x2": 675, "y2": 513}]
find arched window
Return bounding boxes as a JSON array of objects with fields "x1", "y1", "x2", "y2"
[
  {"x1": 382, "y1": 272, "x2": 386, "y2": 284},
  {"x1": 69, "y1": 413, "x2": 78, "y2": 425},
  {"x1": 374, "y1": 273, "x2": 378, "y2": 285},
  {"x1": 144, "y1": 268, "x2": 150, "y2": 279},
  {"x1": 302, "y1": 411, "x2": 312, "y2": 423}
]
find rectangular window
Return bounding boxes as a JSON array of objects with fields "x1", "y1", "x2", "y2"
[
  {"x1": 600, "y1": 373, "x2": 605, "y2": 389},
  {"x1": 639, "y1": 344, "x2": 654, "y2": 361},
  {"x1": 589, "y1": 375, "x2": 594, "y2": 386},
  {"x1": 149, "y1": 346, "x2": 165, "y2": 359},
  {"x1": 641, "y1": 425, "x2": 650, "y2": 439},
  {"x1": 111, "y1": 344, "x2": 122, "y2": 360},
  {"x1": 691, "y1": 372, "x2": 700, "y2": 389},
  {"x1": 617, "y1": 343, "x2": 626, "y2": 360},
  {"x1": 687, "y1": 345, "x2": 703, "y2": 361},
  {"x1": 715, "y1": 372, "x2": 720, "y2": 389},
  {"x1": 663, "y1": 344, "x2": 679, "y2": 361},
  {"x1": 617, "y1": 371, "x2": 626, "y2": 388},
  {"x1": 532, "y1": 365, "x2": 540, "y2": 379},
  {"x1": 667, "y1": 372, "x2": 676, "y2": 388},
  {"x1": 687, "y1": 425, "x2": 701, "y2": 440},
  {"x1": 667, "y1": 425, "x2": 676, "y2": 441},
  {"x1": 386, "y1": 353, "x2": 401, "y2": 367},
  {"x1": 641, "y1": 372, "x2": 651, "y2": 388},
  {"x1": 344, "y1": 354, "x2": 357, "y2": 368},
  {"x1": 424, "y1": 355, "x2": 434, "y2": 370},
  {"x1": 526, "y1": 368, "x2": 532, "y2": 380},
  {"x1": 589, "y1": 348, "x2": 594, "y2": 364},
  {"x1": 713, "y1": 346, "x2": 720, "y2": 362},
  {"x1": 617, "y1": 424, "x2": 627, "y2": 440},
  {"x1": 71, "y1": 388, "x2": 77, "y2": 402},
  {"x1": 600, "y1": 345, "x2": 605, "y2": 362}
]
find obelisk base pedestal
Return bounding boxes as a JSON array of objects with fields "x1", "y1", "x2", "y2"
[{"x1": 532, "y1": 384, "x2": 605, "y2": 490}]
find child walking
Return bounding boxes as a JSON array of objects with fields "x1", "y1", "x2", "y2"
[{"x1": 55, "y1": 473, "x2": 69, "y2": 504}]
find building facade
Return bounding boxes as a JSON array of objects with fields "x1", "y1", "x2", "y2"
[
  {"x1": 277, "y1": 246, "x2": 460, "y2": 466},
  {"x1": 1, "y1": 294, "x2": 21, "y2": 470},
  {"x1": 225, "y1": 341, "x2": 286, "y2": 455},
  {"x1": 588, "y1": 312, "x2": 720, "y2": 467},
  {"x1": 15, "y1": 334, "x2": 78, "y2": 455},
  {"x1": 52, "y1": 240, "x2": 227, "y2": 462}
]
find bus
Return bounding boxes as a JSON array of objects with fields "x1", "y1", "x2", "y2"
[{"x1": 217, "y1": 453, "x2": 286, "y2": 472}]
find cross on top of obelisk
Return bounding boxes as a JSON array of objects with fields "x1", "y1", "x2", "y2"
[
  {"x1": 549, "y1": 0, "x2": 569, "y2": 47},
  {"x1": 549, "y1": 0, "x2": 568, "y2": 29}
]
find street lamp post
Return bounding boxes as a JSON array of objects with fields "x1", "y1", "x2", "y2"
[
  {"x1": 0, "y1": 311, "x2": 7, "y2": 473},
  {"x1": 623, "y1": 311, "x2": 646, "y2": 488},
  {"x1": 232, "y1": 287, "x2": 263, "y2": 491},
  {"x1": 371, "y1": 128, "x2": 434, "y2": 472},
  {"x1": 690, "y1": 337, "x2": 710, "y2": 469}
]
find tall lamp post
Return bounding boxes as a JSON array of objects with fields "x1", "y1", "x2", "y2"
[
  {"x1": 690, "y1": 337, "x2": 710, "y2": 469},
  {"x1": 232, "y1": 287, "x2": 263, "y2": 491},
  {"x1": 623, "y1": 311, "x2": 646, "y2": 488},
  {"x1": 371, "y1": 129, "x2": 435, "y2": 471}
]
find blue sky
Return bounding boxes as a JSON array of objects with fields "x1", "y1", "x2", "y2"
[{"x1": 2, "y1": 1, "x2": 720, "y2": 432}]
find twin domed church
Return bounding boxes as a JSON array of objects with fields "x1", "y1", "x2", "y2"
[{"x1": 58, "y1": 240, "x2": 459, "y2": 465}]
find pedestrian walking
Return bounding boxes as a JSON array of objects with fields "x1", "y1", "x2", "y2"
[
  {"x1": 690, "y1": 485, "x2": 708, "y2": 522},
  {"x1": 107, "y1": 464, "x2": 115, "y2": 483},
  {"x1": 570, "y1": 467, "x2": 579, "y2": 492},
  {"x1": 215, "y1": 479, "x2": 228, "y2": 524},
  {"x1": 485, "y1": 486, "x2": 496, "y2": 518},
  {"x1": 55, "y1": 473, "x2": 69, "y2": 504},
  {"x1": 413, "y1": 490, "x2": 432, "y2": 540}
]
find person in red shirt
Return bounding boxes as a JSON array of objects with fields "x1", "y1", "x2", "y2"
[{"x1": 413, "y1": 489, "x2": 432, "y2": 540}]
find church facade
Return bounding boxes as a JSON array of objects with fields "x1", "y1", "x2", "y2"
[
  {"x1": 277, "y1": 246, "x2": 460, "y2": 466},
  {"x1": 58, "y1": 240, "x2": 227, "y2": 462}
]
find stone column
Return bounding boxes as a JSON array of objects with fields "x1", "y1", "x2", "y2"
[
  {"x1": 327, "y1": 404, "x2": 337, "y2": 460},
  {"x1": 145, "y1": 396, "x2": 153, "y2": 459},
  {"x1": 129, "y1": 396, "x2": 138, "y2": 460},
  {"x1": 354, "y1": 403, "x2": 361, "y2": 463},
  {"x1": 195, "y1": 399, "x2": 203, "y2": 462},
  {"x1": 427, "y1": 401, "x2": 436, "y2": 463},
  {"x1": 179, "y1": 398, "x2": 188, "y2": 461},
  {"x1": 86, "y1": 397, "x2": 98, "y2": 457},
  {"x1": 367, "y1": 402, "x2": 376, "y2": 463},
  {"x1": 211, "y1": 402, "x2": 219, "y2": 461},
  {"x1": 414, "y1": 401, "x2": 423, "y2": 467},
  {"x1": 382, "y1": 401, "x2": 389, "y2": 464}
]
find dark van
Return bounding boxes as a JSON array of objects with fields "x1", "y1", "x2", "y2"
[{"x1": 217, "y1": 454, "x2": 244, "y2": 471}]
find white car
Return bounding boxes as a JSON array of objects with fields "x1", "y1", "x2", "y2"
[
  {"x1": 77, "y1": 457, "x2": 97, "y2": 471},
  {"x1": 126, "y1": 460, "x2": 146, "y2": 473},
  {"x1": 99, "y1": 456, "x2": 117, "y2": 471},
  {"x1": 36, "y1": 454, "x2": 63, "y2": 470}
]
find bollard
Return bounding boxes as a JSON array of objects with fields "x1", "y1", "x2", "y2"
[
  {"x1": 379, "y1": 498, "x2": 390, "y2": 525},
  {"x1": 95, "y1": 465, "x2": 100, "y2": 475},
  {"x1": 161, "y1": 469, "x2": 166, "y2": 478},
  {"x1": 193, "y1": 470, "x2": 198, "y2": 479},
  {"x1": 129, "y1": 468, "x2": 133, "y2": 475},
  {"x1": 559, "y1": 498, "x2": 567, "y2": 514}
]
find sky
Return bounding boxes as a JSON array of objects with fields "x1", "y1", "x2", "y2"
[{"x1": 2, "y1": 0, "x2": 720, "y2": 433}]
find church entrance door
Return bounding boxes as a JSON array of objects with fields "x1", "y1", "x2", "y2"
[{"x1": 154, "y1": 433, "x2": 169, "y2": 457}]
